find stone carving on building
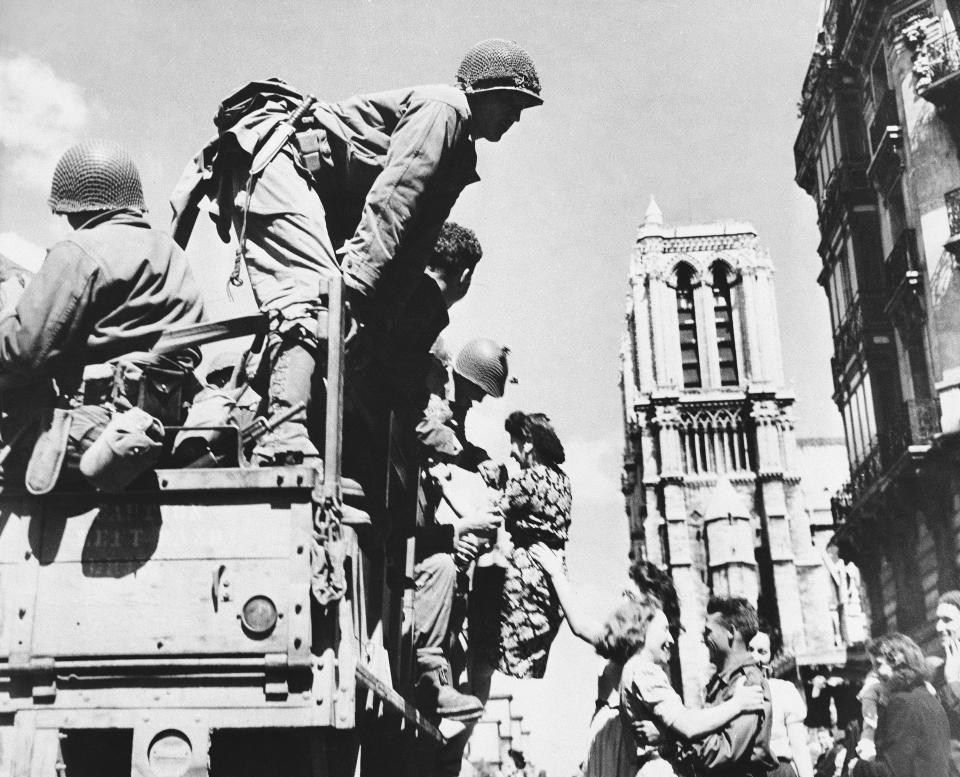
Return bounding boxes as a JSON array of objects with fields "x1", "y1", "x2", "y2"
[{"x1": 620, "y1": 201, "x2": 841, "y2": 700}]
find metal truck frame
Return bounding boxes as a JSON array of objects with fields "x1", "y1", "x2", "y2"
[{"x1": 0, "y1": 277, "x2": 438, "y2": 776}]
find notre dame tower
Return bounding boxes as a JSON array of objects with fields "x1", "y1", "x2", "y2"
[{"x1": 619, "y1": 198, "x2": 839, "y2": 702}]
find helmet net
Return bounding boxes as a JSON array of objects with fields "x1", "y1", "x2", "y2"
[
  {"x1": 456, "y1": 39, "x2": 541, "y2": 97},
  {"x1": 48, "y1": 140, "x2": 147, "y2": 214},
  {"x1": 455, "y1": 338, "x2": 509, "y2": 398}
]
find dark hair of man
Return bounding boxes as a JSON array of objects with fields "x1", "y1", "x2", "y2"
[
  {"x1": 428, "y1": 222, "x2": 482, "y2": 273},
  {"x1": 629, "y1": 560, "x2": 681, "y2": 640},
  {"x1": 706, "y1": 596, "x2": 759, "y2": 644},
  {"x1": 504, "y1": 410, "x2": 565, "y2": 466},
  {"x1": 867, "y1": 632, "x2": 929, "y2": 692}
]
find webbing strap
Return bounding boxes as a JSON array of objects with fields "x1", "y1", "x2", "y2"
[{"x1": 149, "y1": 314, "x2": 269, "y2": 355}]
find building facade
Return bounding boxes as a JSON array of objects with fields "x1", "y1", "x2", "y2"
[
  {"x1": 794, "y1": 0, "x2": 960, "y2": 650},
  {"x1": 619, "y1": 201, "x2": 843, "y2": 701}
]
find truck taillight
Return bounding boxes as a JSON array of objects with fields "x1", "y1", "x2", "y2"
[{"x1": 240, "y1": 595, "x2": 278, "y2": 637}]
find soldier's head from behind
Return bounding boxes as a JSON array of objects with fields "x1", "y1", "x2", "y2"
[
  {"x1": 457, "y1": 38, "x2": 542, "y2": 142},
  {"x1": 48, "y1": 140, "x2": 147, "y2": 229},
  {"x1": 427, "y1": 222, "x2": 482, "y2": 308},
  {"x1": 704, "y1": 596, "x2": 758, "y2": 668},
  {"x1": 452, "y1": 337, "x2": 509, "y2": 406}
]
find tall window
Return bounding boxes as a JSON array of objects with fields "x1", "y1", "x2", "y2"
[
  {"x1": 711, "y1": 264, "x2": 739, "y2": 386},
  {"x1": 841, "y1": 371, "x2": 878, "y2": 467},
  {"x1": 676, "y1": 264, "x2": 701, "y2": 388},
  {"x1": 827, "y1": 243, "x2": 855, "y2": 332}
]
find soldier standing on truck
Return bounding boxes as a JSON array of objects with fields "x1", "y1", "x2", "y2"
[
  {"x1": 171, "y1": 38, "x2": 543, "y2": 466},
  {"x1": 0, "y1": 140, "x2": 204, "y2": 491}
]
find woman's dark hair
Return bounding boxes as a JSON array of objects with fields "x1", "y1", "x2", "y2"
[
  {"x1": 629, "y1": 560, "x2": 681, "y2": 640},
  {"x1": 504, "y1": 411, "x2": 565, "y2": 466},
  {"x1": 867, "y1": 632, "x2": 929, "y2": 692},
  {"x1": 595, "y1": 592, "x2": 660, "y2": 664}
]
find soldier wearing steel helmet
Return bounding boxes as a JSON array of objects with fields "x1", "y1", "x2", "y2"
[
  {"x1": 170, "y1": 38, "x2": 542, "y2": 466},
  {"x1": 407, "y1": 337, "x2": 511, "y2": 730},
  {"x1": 0, "y1": 140, "x2": 203, "y2": 490}
]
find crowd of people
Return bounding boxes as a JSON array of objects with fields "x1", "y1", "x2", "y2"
[
  {"x1": 520, "y1": 573, "x2": 960, "y2": 777},
  {"x1": 3, "y1": 32, "x2": 960, "y2": 777}
]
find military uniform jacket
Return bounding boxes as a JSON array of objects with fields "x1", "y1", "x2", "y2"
[
  {"x1": 0, "y1": 210, "x2": 204, "y2": 393},
  {"x1": 171, "y1": 80, "x2": 479, "y2": 313},
  {"x1": 692, "y1": 655, "x2": 777, "y2": 777}
]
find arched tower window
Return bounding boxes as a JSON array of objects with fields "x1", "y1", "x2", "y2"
[
  {"x1": 675, "y1": 264, "x2": 701, "y2": 388},
  {"x1": 711, "y1": 263, "x2": 739, "y2": 386}
]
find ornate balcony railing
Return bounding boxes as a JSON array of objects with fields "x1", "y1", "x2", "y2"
[
  {"x1": 915, "y1": 28, "x2": 960, "y2": 95},
  {"x1": 947, "y1": 187, "x2": 960, "y2": 237},
  {"x1": 880, "y1": 397, "x2": 942, "y2": 463},
  {"x1": 831, "y1": 399, "x2": 940, "y2": 520}
]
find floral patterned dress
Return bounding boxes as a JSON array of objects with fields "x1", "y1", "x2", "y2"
[{"x1": 485, "y1": 463, "x2": 572, "y2": 678}]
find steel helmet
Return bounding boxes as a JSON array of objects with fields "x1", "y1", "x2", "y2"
[
  {"x1": 456, "y1": 39, "x2": 542, "y2": 107},
  {"x1": 454, "y1": 338, "x2": 510, "y2": 398},
  {"x1": 48, "y1": 140, "x2": 147, "y2": 215}
]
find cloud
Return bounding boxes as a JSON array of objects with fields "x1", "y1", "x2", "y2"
[
  {"x1": 0, "y1": 55, "x2": 88, "y2": 190},
  {"x1": 0, "y1": 232, "x2": 45, "y2": 272}
]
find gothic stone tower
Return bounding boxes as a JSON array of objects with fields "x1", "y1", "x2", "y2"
[{"x1": 620, "y1": 199, "x2": 836, "y2": 702}]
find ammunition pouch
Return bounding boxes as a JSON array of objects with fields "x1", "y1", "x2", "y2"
[
  {"x1": 111, "y1": 356, "x2": 187, "y2": 425},
  {"x1": 293, "y1": 127, "x2": 332, "y2": 175},
  {"x1": 80, "y1": 353, "x2": 192, "y2": 426}
]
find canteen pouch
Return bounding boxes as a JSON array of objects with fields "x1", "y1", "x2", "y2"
[
  {"x1": 24, "y1": 408, "x2": 72, "y2": 496},
  {"x1": 79, "y1": 407, "x2": 164, "y2": 493}
]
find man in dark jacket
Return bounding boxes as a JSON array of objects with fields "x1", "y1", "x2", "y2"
[
  {"x1": 0, "y1": 140, "x2": 204, "y2": 489},
  {"x1": 170, "y1": 39, "x2": 542, "y2": 465},
  {"x1": 693, "y1": 596, "x2": 778, "y2": 777},
  {"x1": 932, "y1": 590, "x2": 960, "y2": 776}
]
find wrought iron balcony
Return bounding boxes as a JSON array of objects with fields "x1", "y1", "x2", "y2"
[
  {"x1": 915, "y1": 28, "x2": 960, "y2": 104},
  {"x1": 880, "y1": 397, "x2": 942, "y2": 464},
  {"x1": 945, "y1": 188, "x2": 960, "y2": 258},
  {"x1": 831, "y1": 398, "x2": 940, "y2": 519}
]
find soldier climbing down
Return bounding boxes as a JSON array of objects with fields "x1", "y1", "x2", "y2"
[{"x1": 171, "y1": 38, "x2": 543, "y2": 465}]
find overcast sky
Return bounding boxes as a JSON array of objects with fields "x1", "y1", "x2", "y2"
[{"x1": 0, "y1": 2, "x2": 837, "y2": 774}]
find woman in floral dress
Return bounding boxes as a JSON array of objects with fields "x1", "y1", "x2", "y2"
[{"x1": 488, "y1": 410, "x2": 573, "y2": 678}]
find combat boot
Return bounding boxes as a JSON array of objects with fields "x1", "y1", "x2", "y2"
[
  {"x1": 251, "y1": 341, "x2": 320, "y2": 466},
  {"x1": 414, "y1": 647, "x2": 483, "y2": 722}
]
